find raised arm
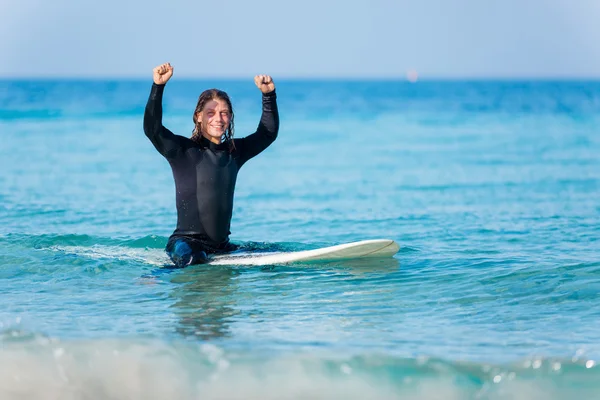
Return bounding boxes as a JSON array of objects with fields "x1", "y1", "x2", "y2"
[
  {"x1": 143, "y1": 63, "x2": 184, "y2": 159},
  {"x1": 236, "y1": 75, "x2": 280, "y2": 166}
]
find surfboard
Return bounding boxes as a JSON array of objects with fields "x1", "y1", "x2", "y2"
[{"x1": 208, "y1": 239, "x2": 400, "y2": 266}]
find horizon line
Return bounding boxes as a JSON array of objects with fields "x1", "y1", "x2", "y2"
[{"x1": 1, "y1": 74, "x2": 600, "y2": 82}]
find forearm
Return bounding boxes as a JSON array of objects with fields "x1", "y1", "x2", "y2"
[
  {"x1": 236, "y1": 90, "x2": 280, "y2": 165},
  {"x1": 257, "y1": 90, "x2": 279, "y2": 138},
  {"x1": 143, "y1": 83, "x2": 165, "y2": 138},
  {"x1": 142, "y1": 83, "x2": 181, "y2": 158}
]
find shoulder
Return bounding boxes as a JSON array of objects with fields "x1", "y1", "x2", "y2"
[
  {"x1": 230, "y1": 137, "x2": 246, "y2": 154},
  {"x1": 172, "y1": 133, "x2": 197, "y2": 148},
  {"x1": 166, "y1": 133, "x2": 199, "y2": 158}
]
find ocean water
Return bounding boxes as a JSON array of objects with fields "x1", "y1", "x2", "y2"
[{"x1": 1, "y1": 78, "x2": 599, "y2": 399}]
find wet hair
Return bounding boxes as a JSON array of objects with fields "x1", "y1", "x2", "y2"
[{"x1": 191, "y1": 89, "x2": 235, "y2": 151}]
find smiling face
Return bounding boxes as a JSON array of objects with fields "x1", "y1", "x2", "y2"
[
  {"x1": 197, "y1": 98, "x2": 231, "y2": 144},
  {"x1": 192, "y1": 89, "x2": 235, "y2": 147}
]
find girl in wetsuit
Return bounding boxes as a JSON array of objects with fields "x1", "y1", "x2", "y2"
[{"x1": 143, "y1": 63, "x2": 279, "y2": 267}]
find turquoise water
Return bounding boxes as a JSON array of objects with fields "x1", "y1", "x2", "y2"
[{"x1": 1, "y1": 79, "x2": 600, "y2": 399}]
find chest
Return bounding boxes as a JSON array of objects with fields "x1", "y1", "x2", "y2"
[{"x1": 186, "y1": 147, "x2": 239, "y2": 185}]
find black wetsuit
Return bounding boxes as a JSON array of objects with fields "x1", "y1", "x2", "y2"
[{"x1": 143, "y1": 83, "x2": 279, "y2": 266}]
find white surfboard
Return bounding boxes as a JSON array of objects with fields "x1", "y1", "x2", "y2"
[{"x1": 209, "y1": 239, "x2": 400, "y2": 266}]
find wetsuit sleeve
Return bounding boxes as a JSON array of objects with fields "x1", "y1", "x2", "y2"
[
  {"x1": 143, "y1": 83, "x2": 185, "y2": 159},
  {"x1": 236, "y1": 90, "x2": 279, "y2": 167}
]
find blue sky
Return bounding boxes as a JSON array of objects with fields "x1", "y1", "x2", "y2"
[{"x1": 1, "y1": 0, "x2": 599, "y2": 78}]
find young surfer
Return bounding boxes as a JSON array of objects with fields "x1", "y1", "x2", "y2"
[{"x1": 143, "y1": 63, "x2": 279, "y2": 267}]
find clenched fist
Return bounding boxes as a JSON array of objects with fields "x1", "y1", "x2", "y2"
[
  {"x1": 254, "y1": 75, "x2": 275, "y2": 94},
  {"x1": 153, "y1": 63, "x2": 174, "y2": 85}
]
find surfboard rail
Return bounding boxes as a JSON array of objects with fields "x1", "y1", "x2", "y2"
[{"x1": 209, "y1": 239, "x2": 400, "y2": 266}]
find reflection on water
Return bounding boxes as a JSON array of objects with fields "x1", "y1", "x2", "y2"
[
  {"x1": 168, "y1": 266, "x2": 240, "y2": 340},
  {"x1": 254, "y1": 257, "x2": 400, "y2": 276},
  {"x1": 321, "y1": 257, "x2": 400, "y2": 275},
  {"x1": 164, "y1": 257, "x2": 400, "y2": 342}
]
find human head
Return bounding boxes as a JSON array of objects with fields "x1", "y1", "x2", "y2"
[{"x1": 192, "y1": 89, "x2": 235, "y2": 147}]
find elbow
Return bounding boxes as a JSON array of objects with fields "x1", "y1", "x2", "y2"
[
  {"x1": 257, "y1": 119, "x2": 279, "y2": 140},
  {"x1": 266, "y1": 127, "x2": 279, "y2": 142},
  {"x1": 269, "y1": 122, "x2": 279, "y2": 139},
  {"x1": 143, "y1": 124, "x2": 154, "y2": 139},
  {"x1": 143, "y1": 113, "x2": 158, "y2": 138},
  {"x1": 143, "y1": 121, "x2": 151, "y2": 138},
  {"x1": 269, "y1": 117, "x2": 280, "y2": 139},
  {"x1": 143, "y1": 111, "x2": 151, "y2": 135}
]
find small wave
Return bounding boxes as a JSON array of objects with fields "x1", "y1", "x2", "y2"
[
  {"x1": 3, "y1": 233, "x2": 325, "y2": 269},
  {"x1": 48, "y1": 244, "x2": 169, "y2": 267},
  {"x1": 1, "y1": 233, "x2": 169, "y2": 250},
  {"x1": 0, "y1": 333, "x2": 598, "y2": 400}
]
